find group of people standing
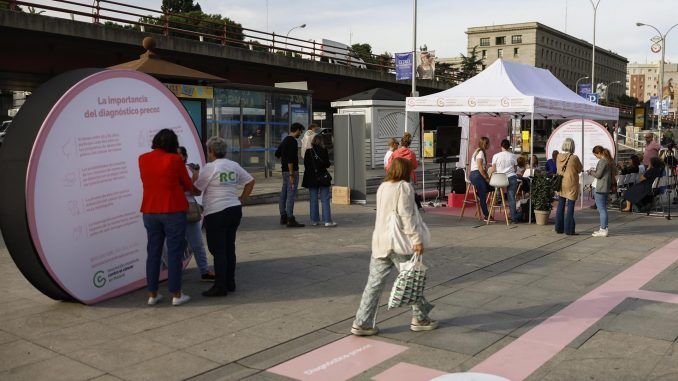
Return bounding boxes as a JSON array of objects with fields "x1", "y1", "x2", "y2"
[{"x1": 138, "y1": 129, "x2": 255, "y2": 305}]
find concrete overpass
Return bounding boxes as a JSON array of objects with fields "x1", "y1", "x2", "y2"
[{"x1": 0, "y1": 10, "x2": 449, "y2": 111}]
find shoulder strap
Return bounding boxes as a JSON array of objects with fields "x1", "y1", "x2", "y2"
[{"x1": 560, "y1": 154, "x2": 572, "y2": 174}]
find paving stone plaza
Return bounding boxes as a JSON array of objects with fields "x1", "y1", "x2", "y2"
[{"x1": 1, "y1": 197, "x2": 677, "y2": 380}]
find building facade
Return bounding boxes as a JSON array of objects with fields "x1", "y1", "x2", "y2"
[
  {"x1": 627, "y1": 62, "x2": 677, "y2": 102},
  {"x1": 465, "y1": 22, "x2": 628, "y2": 101}
]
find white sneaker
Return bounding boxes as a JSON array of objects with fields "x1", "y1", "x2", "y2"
[
  {"x1": 172, "y1": 293, "x2": 191, "y2": 306},
  {"x1": 324, "y1": 222, "x2": 338, "y2": 227},
  {"x1": 147, "y1": 294, "x2": 163, "y2": 305},
  {"x1": 592, "y1": 228, "x2": 609, "y2": 237}
]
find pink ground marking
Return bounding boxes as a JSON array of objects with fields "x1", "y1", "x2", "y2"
[
  {"x1": 631, "y1": 289, "x2": 678, "y2": 304},
  {"x1": 471, "y1": 239, "x2": 678, "y2": 381},
  {"x1": 371, "y1": 362, "x2": 448, "y2": 381},
  {"x1": 267, "y1": 336, "x2": 407, "y2": 381}
]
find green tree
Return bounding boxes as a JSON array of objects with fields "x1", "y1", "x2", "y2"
[
  {"x1": 458, "y1": 46, "x2": 484, "y2": 81},
  {"x1": 139, "y1": 10, "x2": 243, "y2": 45},
  {"x1": 161, "y1": 0, "x2": 201, "y2": 13},
  {"x1": 376, "y1": 51, "x2": 393, "y2": 73},
  {"x1": 0, "y1": 2, "x2": 23, "y2": 11},
  {"x1": 435, "y1": 61, "x2": 457, "y2": 85},
  {"x1": 351, "y1": 43, "x2": 377, "y2": 66}
]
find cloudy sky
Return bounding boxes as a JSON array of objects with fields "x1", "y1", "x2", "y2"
[{"x1": 31, "y1": 0, "x2": 678, "y2": 63}]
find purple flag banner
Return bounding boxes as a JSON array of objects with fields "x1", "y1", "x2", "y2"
[{"x1": 395, "y1": 52, "x2": 413, "y2": 81}]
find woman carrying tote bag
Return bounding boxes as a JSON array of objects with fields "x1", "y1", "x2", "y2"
[{"x1": 351, "y1": 157, "x2": 437, "y2": 336}]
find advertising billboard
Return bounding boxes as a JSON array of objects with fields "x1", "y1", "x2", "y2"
[{"x1": 0, "y1": 69, "x2": 205, "y2": 304}]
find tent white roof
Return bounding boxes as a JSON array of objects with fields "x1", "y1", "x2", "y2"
[{"x1": 405, "y1": 59, "x2": 619, "y2": 120}]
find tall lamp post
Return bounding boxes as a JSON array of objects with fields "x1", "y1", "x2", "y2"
[
  {"x1": 285, "y1": 23, "x2": 306, "y2": 52},
  {"x1": 636, "y1": 22, "x2": 678, "y2": 141},
  {"x1": 589, "y1": 0, "x2": 601, "y2": 99},
  {"x1": 575, "y1": 75, "x2": 589, "y2": 94}
]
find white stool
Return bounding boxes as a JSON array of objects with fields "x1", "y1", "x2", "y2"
[{"x1": 487, "y1": 172, "x2": 510, "y2": 226}]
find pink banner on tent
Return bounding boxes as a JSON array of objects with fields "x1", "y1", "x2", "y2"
[
  {"x1": 467, "y1": 116, "x2": 510, "y2": 165},
  {"x1": 267, "y1": 336, "x2": 407, "y2": 381}
]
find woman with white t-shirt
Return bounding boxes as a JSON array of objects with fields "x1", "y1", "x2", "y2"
[
  {"x1": 491, "y1": 140, "x2": 519, "y2": 223},
  {"x1": 383, "y1": 138, "x2": 399, "y2": 168},
  {"x1": 469, "y1": 137, "x2": 492, "y2": 221},
  {"x1": 193, "y1": 137, "x2": 255, "y2": 297}
]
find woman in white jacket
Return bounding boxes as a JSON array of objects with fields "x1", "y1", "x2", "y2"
[{"x1": 351, "y1": 157, "x2": 438, "y2": 336}]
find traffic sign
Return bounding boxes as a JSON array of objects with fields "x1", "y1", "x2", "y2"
[
  {"x1": 651, "y1": 43, "x2": 661, "y2": 53},
  {"x1": 650, "y1": 36, "x2": 662, "y2": 43},
  {"x1": 587, "y1": 93, "x2": 599, "y2": 104}
]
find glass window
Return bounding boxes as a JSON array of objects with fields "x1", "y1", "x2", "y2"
[
  {"x1": 495, "y1": 36, "x2": 506, "y2": 45},
  {"x1": 511, "y1": 35, "x2": 522, "y2": 44},
  {"x1": 480, "y1": 37, "x2": 490, "y2": 46},
  {"x1": 481, "y1": 49, "x2": 487, "y2": 58},
  {"x1": 513, "y1": 47, "x2": 519, "y2": 57},
  {"x1": 498, "y1": 49, "x2": 503, "y2": 58}
]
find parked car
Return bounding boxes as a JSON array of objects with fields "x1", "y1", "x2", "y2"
[{"x1": 0, "y1": 120, "x2": 10, "y2": 146}]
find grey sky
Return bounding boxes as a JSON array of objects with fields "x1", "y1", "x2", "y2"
[{"x1": 30, "y1": 0, "x2": 678, "y2": 63}]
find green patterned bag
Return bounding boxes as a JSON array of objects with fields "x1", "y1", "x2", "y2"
[{"x1": 388, "y1": 255, "x2": 427, "y2": 309}]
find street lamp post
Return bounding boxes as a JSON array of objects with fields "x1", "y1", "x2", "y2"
[
  {"x1": 285, "y1": 23, "x2": 306, "y2": 52},
  {"x1": 636, "y1": 22, "x2": 678, "y2": 142},
  {"x1": 575, "y1": 75, "x2": 589, "y2": 94},
  {"x1": 589, "y1": 0, "x2": 601, "y2": 98}
]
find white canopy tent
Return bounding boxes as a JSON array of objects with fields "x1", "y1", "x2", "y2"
[{"x1": 405, "y1": 59, "x2": 619, "y2": 217}]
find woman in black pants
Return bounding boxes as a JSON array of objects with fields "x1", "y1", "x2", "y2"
[{"x1": 193, "y1": 137, "x2": 255, "y2": 296}]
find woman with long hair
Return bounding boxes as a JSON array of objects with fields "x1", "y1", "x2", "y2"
[
  {"x1": 554, "y1": 138, "x2": 583, "y2": 235},
  {"x1": 588, "y1": 146, "x2": 616, "y2": 237},
  {"x1": 302, "y1": 135, "x2": 336, "y2": 227},
  {"x1": 351, "y1": 157, "x2": 437, "y2": 336},
  {"x1": 622, "y1": 156, "x2": 665, "y2": 212},
  {"x1": 469, "y1": 137, "x2": 492, "y2": 221}
]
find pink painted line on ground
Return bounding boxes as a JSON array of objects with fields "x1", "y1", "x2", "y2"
[
  {"x1": 371, "y1": 362, "x2": 448, "y2": 381},
  {"x1": 471, "y1": 239, "x2": 678, "y2": 381},
  {"x1": 267, "y1": 336, "x2": 407, "y2": 381},
  {"x1": 631, "y1": 289, "x2": 678, "y2": 304}
]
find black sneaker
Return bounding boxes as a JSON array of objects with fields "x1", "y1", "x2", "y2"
[
  {"x1": 286, "y1": 218, "x2": 305, "y2": 228},
  {"x1": 226, "y1": 280, "x2": 236, "y2": 292},
  {"x1": 280, "y1": 215, "x2": 288, "y2": 225},
  {"x1": 201, "y1": 286, "x2": 228, "y2": 297},
  {"x1": 201, "y1": 271, "x2": 215, "y2": 282}
]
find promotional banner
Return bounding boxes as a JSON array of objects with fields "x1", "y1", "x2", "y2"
[
  {"x1": 546, "y1": 119, "x2": 615, "y2": 171},
  {"x1": 395, "y1": 52, "x2": 413, "y2": 81},
  {"x1": 577, "y1": 83, "x2": 592, "y2": 98},
  {"x1": 416, "y1": 50, "x2": 436, "y2": 80},
  {"x1": 0, "y1": 69, "x2": 204, "y2": 304},
  {"x1": 467, "y1": 116, "x2": 510, "y2": 165}
]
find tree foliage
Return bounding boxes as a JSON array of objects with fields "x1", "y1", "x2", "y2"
[
  {"x1": 138, "y1": 10, "x2": 244, "y2": 45},
  {"x1": 161, "y1": 0, "x2": 201, "y2": 13},
  {"x1": 351, "y1": 43, "x2": 376, "y2": 65},
  {"x1": 458, "y1": 46, "x2": 484, "y2": 82}
]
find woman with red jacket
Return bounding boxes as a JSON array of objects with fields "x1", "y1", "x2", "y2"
[
  {"x1": 138, "y1": 129, "x2": 194, "y2": 306},
  {"x1": 387, "y1": 132, "x2": 419, "y2": 183}
]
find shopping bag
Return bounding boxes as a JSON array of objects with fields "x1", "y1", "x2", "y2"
[{"x1": 388, "y1": 255, "x2": 427, "y2": 309}]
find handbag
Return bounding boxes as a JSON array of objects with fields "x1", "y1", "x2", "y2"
[
  {"x1": 311, "y1": 148, "x2": 332, "y2": 187},
  {"x1": 186, "y1": 201, "x2": 203, "y2": 222},
  {"x1": 388, "y1": 182, "x2": 431, "y2": 255},
  {"x1": 388, "y1": 254, "x2": 427, "y2": 309},
  {"x1": 552, "y1": 154, "x2": 572, "y2": 192}
]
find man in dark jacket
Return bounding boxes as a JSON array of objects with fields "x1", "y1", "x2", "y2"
[{"x1": 276, "y1": 123, "x2": 305, "y2": 227}]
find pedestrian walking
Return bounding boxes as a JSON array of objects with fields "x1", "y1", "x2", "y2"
[
  {"x1": 276, "y1": 123, "x2": 305, "y2": 227},
  {"x1": 302, "y1": 135, "x2": 336, "y2": 227},
  {"x1": 589, "y1": 146, "x2": 615, "y2": 237},
  {"x1": 138, "y1": 129, "x2": 192, "y2": 306},
  {"x1": 178, "y1": 146, "x2": 215, "y2": 281},
  {"x1": 193, "y1": 137, "x2": 255, "y2": 296},
  {"x1": 554, "y1": 138, "x2": 583, "y2": 235},
  {"x1": 351, "y1": 157, "x2": 437, "y2": 336}
]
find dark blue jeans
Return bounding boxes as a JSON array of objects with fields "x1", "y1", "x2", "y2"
[
  {"x1": 555, "y1": 196, "x2": 576, "y2": 235},
  {"x1": 204, "y1": 205, "x2": 242, "y2": 290},
  {"x1": 143, "y1": 212, "x2": 187, "y2": 294},
  {"x1": 279, "y1": 171, "x2": 299, "y2": 219},
  {"x1": 470, "y1": 170, "x2": 490, "y2": 218}
]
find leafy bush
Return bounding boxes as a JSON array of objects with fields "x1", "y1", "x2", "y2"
[{"x1": 531, "y1": 172, "x2": 553, "y2": 211}]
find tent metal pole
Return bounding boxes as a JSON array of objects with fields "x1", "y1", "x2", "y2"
[
  {"x1": 420, "y1": 114, "x2": 425, "y2": 203},
  {"x1": 529, "y1": 112, "x2": 534, "y2": 224},
  {"x1": 581, "y1": 116, "x2": 585, "y2": 209}
]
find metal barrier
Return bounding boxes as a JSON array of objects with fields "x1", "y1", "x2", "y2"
[{"x1": 2, "y1": 0, "x2": 459, "y2": 83}]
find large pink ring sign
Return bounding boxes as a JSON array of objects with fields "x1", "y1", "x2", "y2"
[{"x1": 2, "y1": 69, "x2": 204, "y2": 304}]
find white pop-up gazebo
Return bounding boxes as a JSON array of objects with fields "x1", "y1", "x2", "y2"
[{"x1": 405, "y1": 59, "x2": 619, "y2": 214}]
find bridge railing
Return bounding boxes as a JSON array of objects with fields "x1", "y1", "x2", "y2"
[{"x1": 2, "y1": 0, "x2": 460, "y2": 84}]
